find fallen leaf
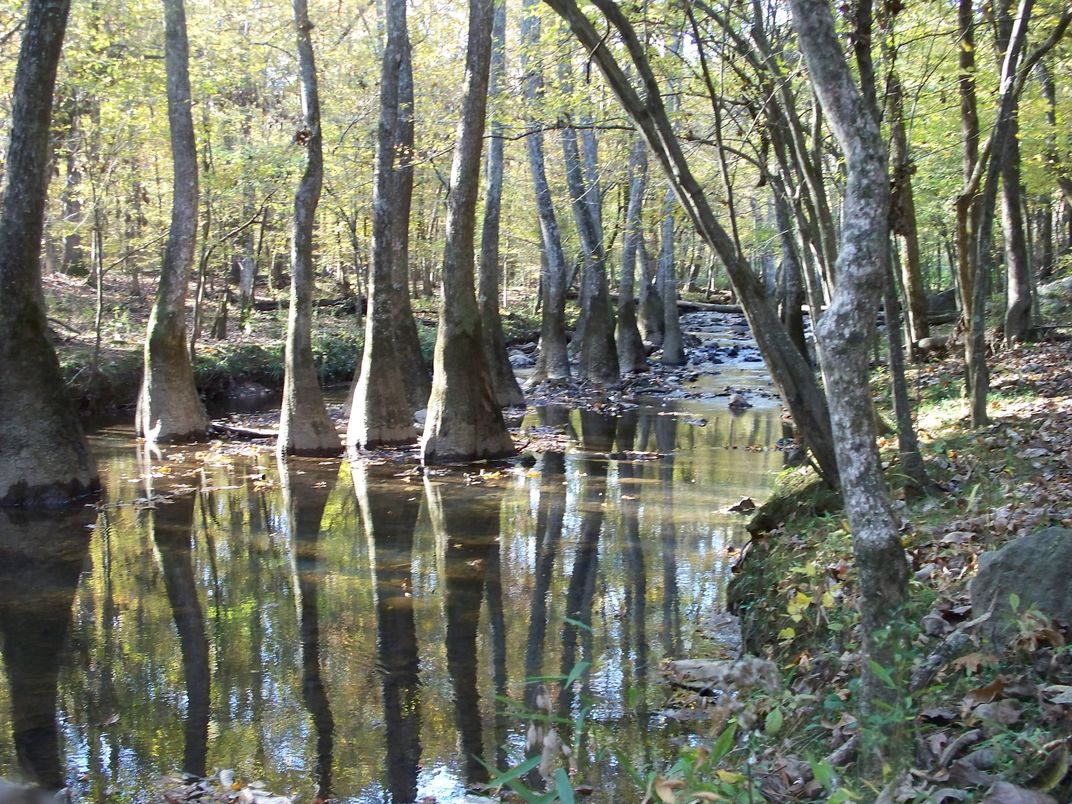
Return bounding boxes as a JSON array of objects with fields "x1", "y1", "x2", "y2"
[
  {"x1": 981, "y1": 781, "x2": 1057, "y2": 803},
  {"x1": 964, "y1": 677, "x2": 1006, "y2": 708}
]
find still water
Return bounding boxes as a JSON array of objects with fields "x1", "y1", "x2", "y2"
[{"x1": 0, "y1": 392, "x2": 783, "y2": 802}]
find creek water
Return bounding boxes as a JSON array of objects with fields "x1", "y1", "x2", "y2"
[{"x1": 0, "y1": 361, "x2": 785, "y2": 802}]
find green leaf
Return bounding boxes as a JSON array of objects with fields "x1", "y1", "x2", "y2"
[
  {"x1": 810, "y1": 759, "x2": 834, "y2": 791},
  {"x1": 563, "y1": 660, "x2": 590, "y2": 690},
  {"x1": 709, "y1": 722, "x2": 737, "y2": 763},
  {"x1": 764, "y1": 707, "x2": 784, "y2": 737},
  {"x1": 868, "y1": 660, "x2": 896, "y2": 689},
  {"x1": 563, "y1": 616, "x2": 593, "y2": 632},
  {"x1": 553, "y1": 768, "x2": 575, "y2": 803},
  {"x1": 481, "y1": 754, "x2": 542, "y2": 789}
]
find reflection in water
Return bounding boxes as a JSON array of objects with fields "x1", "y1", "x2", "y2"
[
  {"x1": 655, "y1": 416, "x2": 682, "y2": 657},
  {"x1": 281, "y1": 459, "x2": 337, "y2": 801},
  {"x1": 355, "y1": 465, "x2": 422, "y2": 804},
  {"x1": 0, "y1": 508, "x2": 91, "y2": 790},
  {"x1": 523, "y1": 408, "x2": 569, "y2": 710},
  {"x1": 558, "y1": 411, "x2": 616, "y2": 722},
  {"x1": 152, "y1": 489, "x2": 210, "y2": 778},
  {"x1": 0, "y1": 395, "x2": 783, "y2": 801},
  {"x1": 428, "y1": 478, "x2": 506, "y2": 788}
]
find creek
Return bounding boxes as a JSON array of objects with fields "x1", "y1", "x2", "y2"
[{"x1": 0, "y1": 315, "x2": 788, "y2": 802}]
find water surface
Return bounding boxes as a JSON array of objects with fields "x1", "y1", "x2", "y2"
[{"x1": 0, "y1": 389, "x2": 783, "y2": 801}]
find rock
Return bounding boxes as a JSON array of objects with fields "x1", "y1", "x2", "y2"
[
  {"x1": 508, "y1": 350, "x2": 534, "y2": 368},
  {"x1": 917, "y1": 335, "x2": 949, "y2": 354},
  {"x1": 1039, "y1": 276, "x2": 1072, "y2": 316},
  {"x1": 0, "y1": 780, "x2": 54, "y2": 804},
  {"x1": 728, "y1": 496, "x2": 757, "y2": 514},
  {"x1": 413, "y1": 408, "x2": 427, "y2": 426},
  {"x1": 728, "y1": 392, "x2": 752, "y2": 411},
  {"x1": 970, "y1": 527, "x2": 1072, "y2": 647},
  {"x1": 927, "y1": 288, "x2": 958, "y2": 315},
  {"x1": 981, "y1": 782, "x2": 1057, "y2": 804}
]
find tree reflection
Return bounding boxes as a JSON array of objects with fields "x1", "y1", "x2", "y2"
[
  {"x1": 655, "y1": 415, "x2": 681, "y2": 656},
  {"x1": 0, "y1": 507, "x2": 92, "y2": 790},
  {"x1": 151, "y1": 489, "x2": 210, "y2": 778},
  {"x1": 355, "y1": 464, "x2": 422, "y2": 804},
  {"x1": 426, "y1": 477, "x2": 506, "y2": 788},
  {"x1": 523, "y1": 406, "x2": 569, "y2": 707},
  {"x1": 558, "y1": 410, "x2": 615, "y2": 722},
  {"x1": 280, "y1": 458, "x2": 337, "y2": 801}
]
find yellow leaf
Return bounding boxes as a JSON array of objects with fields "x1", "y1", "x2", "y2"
[
  {"x1": 778, "y1": 626, "x2": 796, "y2": 640},
  {"x1": 654, "y1": 776, "x2": 684, "y2": 803},
  {"x1": 821, "y1": 591, "x2": 835, "y2": 608},
  {"x1": 961, "y1": 40, "x2": 973, "y2": 51},
  {"x1": 794, "y1": 591, "x2": 813, "y2": 606},
  {"x1": 716, "y1": 770, "x2": 745, "y2": 784}
]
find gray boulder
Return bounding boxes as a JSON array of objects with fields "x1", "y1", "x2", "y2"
[
  {"x1": 970, "y1": 527, "x2": 1072, "y2": 646},
  {"x1": 1038, "y1": 276, "x2": 1072, "y2": 317}
]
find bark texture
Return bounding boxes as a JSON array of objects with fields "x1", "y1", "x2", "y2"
[
  {"x1": 789, "y1": 0, "x2": 909, "y2": 724},
  {"x1": 617, "y1": 135, "x2": 648, "y2": 373},
  {"x1": 521, "y1": 0, "x2": 570, "y2": 382},
  {"x1": 0, "y1": 0, "x2": 99, "y2": 507},
  {"x1": 138, "y1": 0, "x2": 209, "y2": 444},
  {"x1": 348, "y1": 0, "x2": 419, "y2": 448},
  {"x1": 478, "y1": 0, "x2": 526, "y2": 407},
  {"x1": 279, "y1": 0, "x2": 342, "y2": 457},
  {"x1": 420, "y1": 0, "x2": 514, "y2": 463}
]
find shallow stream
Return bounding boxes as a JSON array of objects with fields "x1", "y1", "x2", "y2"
[{"x1": 0, "y1": 320, "x2": 787, "y2": 802}]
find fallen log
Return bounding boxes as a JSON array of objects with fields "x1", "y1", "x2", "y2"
[
  {"x1": 209, "y1": 421, "x2": 278, "y2": 440},
  {"x1": 569, "y1": 290, "x2": 744, "y2": 314},
  {"x1": 251, "y1": 295, "x2": 364, "y2": 314}
]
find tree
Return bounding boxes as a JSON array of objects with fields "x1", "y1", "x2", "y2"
[
  {"x1": 788, "y1": 0, "x2": 909, "y2": 734},
  {"x1": 544, "y1": 0, "x2": 842, "y2": 485},
  {"x1": 0, "y1": 0, "x2": 99, "y2": 507},
  {"x1": 420, "y1": 0, "x2": 515, "y2": 463},
  {"x1": 348, "y1": 0, "x2": 426, "y2": 448},
  {"x1": 521, "y1": 0, "x2": 570, "y2": 383},
  {"x1": 278, "y1": 0, "x2": 342, "y2": 457},
  {"x1": 478, "y1": 0, "x2": 526, "y2": 408},
  {"x1": 616, "y1": 135, "x2": 649, "y2": 373},
  {"x1": 137, "y1": 0, "x2": 209, "y2": 445}
]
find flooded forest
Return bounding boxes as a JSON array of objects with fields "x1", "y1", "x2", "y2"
[{"x1": 2, "y1": 0, "x2": 1072, "y2": 801}]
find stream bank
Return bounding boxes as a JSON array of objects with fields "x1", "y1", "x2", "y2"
[{"x1": 722, "y1": 339, "x2": 1072, "y2": 802}]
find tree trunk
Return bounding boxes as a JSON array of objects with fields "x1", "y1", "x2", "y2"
[
  {"x1": 0, "y1": 0, "x2": 99, "y2": 507},
  {"x1": 790, "y1": 0, "x2": 909, "y2": 731},
  {"x1": 886, "y1": 69, "x2": 929, "y2": 347},
  {"x1": 617, "y1": 135, "x2": 648, "y2": 373},
  {"x1": 996, "y1": 0, "x2": 1031, "y2": 344},
  {"x1": 774, "y1": 190, "x2": 809, "y2": 361},
  {"x1": 391, "y1": 34, "x2": 433, "y2": 412},
  {"x1": 545, "y1": 0, "x2": 841, "y2": 485},
  {"x1": 522, "y1": 0, "x2": 570, "y2": 382},
  {"x1": 558, "y1": 115, "x2": 619, "y2": 385},
  {"x1": 278, "y1": 0, "x2": 342, "y2": 457},
  {"x1": 420, "y1": 0, "x2": 514, "y2": 463},
  {"x1": 658, "y1": 189, "x2": 685, "y2": 365},
  {"x1": 638, "y1": 237, "x2": 664, "y2": 346},
  {"x1": 349, "y1": 0, "x2": 421, "y2": 448},
  {"x1": 478, "y1": 0, "x2": 526, "y2": 407},
  {"x1": 138, "y1": 0, "x2": 209, "y2": 445}
]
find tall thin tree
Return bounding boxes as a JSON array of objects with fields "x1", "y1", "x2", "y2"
[
  {"x1": 138, "y1": 0, "x2": 209, "y2": 444},
  {"x1": 278, "y1": 0, "x2": 342, "y2": 457},
  {"x1": 478, "y1": 0, "x2": 526, "y2": 407}
]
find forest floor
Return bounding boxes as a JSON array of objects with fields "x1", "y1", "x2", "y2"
[{"x1": 714, "y1": 338, "x2": 1072, "y2": 803}]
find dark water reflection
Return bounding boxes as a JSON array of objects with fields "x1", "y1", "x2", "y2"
[{"x1": 0, "y1": 396, "x2": 782, "y2": 801}]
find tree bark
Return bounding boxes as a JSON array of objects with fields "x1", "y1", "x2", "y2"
[
  {"x1": 0, "y1": 0, "x2": 99, "y2": 507},
  {"x1": 348, "y1": 0, "x2": 419, "y2": 448},
  {"x1": 658, "y1": 188, "x2": 685, "y2": 365},
  {"x1": 138, "y1": 0, "x2": 209, "y2": 444},
  {"x1": 886, "y1": 69, "x2": 929, "y2": 347},
  {"x1": 391, "y1": 33, "x2": 434, "y2": 412},
  {"x1": 544, "y1": 0, "x2": 841, "y2": 485},
  {"x1": 789, "y1": 0, "x2": 909, "y2": 730},
  {"x1": 996, "y1": 0, "x2": 1031, "y2": 344},
  {"x1": 420, "y1": 0, "x2": 514, "y2": 463},
  {"x1": 522, "y1": 0, "x2": 570, "y2": 382},
  {"x1": 478, "y1": 0, "x2": 526, "y2": 407},
  {"x1": 617, "y1": 135, "x2": 648, "y2": 373},
  {"x1": 279, "y1": 0, "x2": 342, "y2": 457},
  {"x1": 558, "y1": 113, "x2": 619, "y2": 385}
]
